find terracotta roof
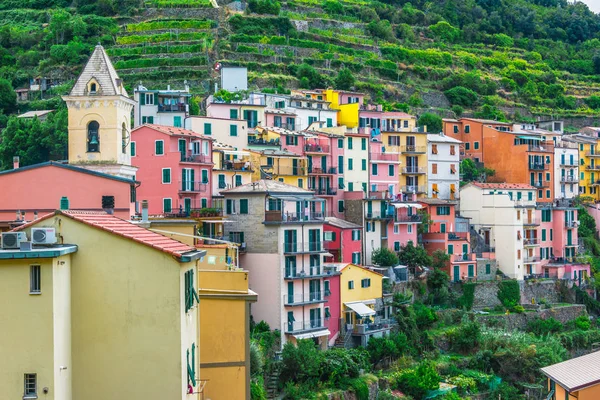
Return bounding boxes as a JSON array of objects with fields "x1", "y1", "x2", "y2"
[
  {"x1": 461, "y1": 118, "x2": 512, "y2": 125},
  {"x1": 470, "y1": 182, "x2": 535, "y2": 190},
  {"x1": 68, "y1": 45, "x2": 127, "y2": 97},
  {"x1": 137, "y1": 124, "x2": 214, "y2": 141},
  {"x1": 418, "y1": 198, "x2": 458, "y2": 205},
  {"x1": 14, "y1": 210, "x2": 199, "y2": 260},
  {"x1": 222, "y1": 179, "x2": 314, "y2": 194},
  {"x1": 0, "y1": 161, "x2": 137, "y2": 184},
  {"x1": 325, "y1": 262, "x2": 384, "y2": 277},
  {"x1": 325, "y1": 217, "x2": 362, "y2": 229},
  {"x1": 541, "y1": 350, "x2": 600, "y2": 391}
]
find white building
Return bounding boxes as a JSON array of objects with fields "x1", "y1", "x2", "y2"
[
  {"x1": 554, "y1": 136, "x2": 579, "y2": 199},
  {"x1": 133, "y1": 84, "x2": 190, "y2": 127},
  {"x1": 427, "y1": 133, "x2": 461, "y2": 200},
  {"x1": 460, "y1": 183, "x2": 538, "y2": 280},
  {"x1": 343, "y1": 132, "x2": 370, "y2": 194}
]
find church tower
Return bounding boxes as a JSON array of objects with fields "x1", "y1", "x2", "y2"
[{"x1": 62, "y1": 45, "x2": 137, "y2": 180}]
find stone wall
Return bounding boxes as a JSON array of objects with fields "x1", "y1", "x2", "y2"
[
  {"x1": 519, "y1": 279, "x2": 565, "y2": 305},
  {"x1": 344, "y1": 199, "x2": 364, "y2": 227},
  {"x1": 476, "y1": 259, "x2": 497, "y2": 281},
  {"x1": 477, "y1": 305, "x2": 586, "y2": 331}
]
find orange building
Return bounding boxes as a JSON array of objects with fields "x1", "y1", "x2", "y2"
[
  {"x1": 542, "y1": 350, "x2": 600, "y2": 400},
  {"x1": 442, "y1": 118, "x2": 512, "y2": 162},
  {"x1": 481, "y1": 126, "x2": 555, "y2": 203}
]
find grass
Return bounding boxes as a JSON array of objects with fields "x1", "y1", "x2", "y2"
[
  {"x1": 108, "y1": 42, "x2": 212, "y2": 57},
  {"x1": 146, "y1": 0, "x2": 213, "y2": 7},
  {"x1": 126, "y1": 19, "x2": 215, "y2": 32},
  {"x1": 116, "y1": 31, "x2": 211, "y2": 45},
  {"x1": 113, "y1": 56, "x2": 207, "y2": 69}
]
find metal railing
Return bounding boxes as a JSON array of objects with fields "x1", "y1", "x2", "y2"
[
  {"x1": 272, "y1": 122, "x2": 295, "y2": 130},
  {"x1": 181, "y1": 153, "x2": 211, "y2": 164},
  {"x1": 559, "y1": 162, "x2": 578, "y2": 167},
  {"x1": 158, "y1": 103, "x2": 187, "y2": 112},
  {"x1": 524, "y1": 238, "x2": 540, "y2": 246},
  {"x1": 261, "y1": 165, "x2": 306, "y2": 176},
  {"x1": 371, "y1": 153, "x2": 399, "y2": 162},
  {"x1": 248, "y1": 137, "x2": 280, "y2": 146},
  {"x1": 587, "y1": 165, "x2": 600, "y2": 170},
  {"x1": 528, "y1": 144, "x2": 553, "y2": 152},
  {"x1": 179, "y1": 181, "x2": 208, "y2": 192},
  {"x1": 452, "y1": 253, "x2": 474, "y2": 262},
  {"x1": 305, "y1": 144, "x2": 330, "y2": 153},
  {"x1": 531, "y1": 181, "x2": 550, "y2": 188},
  {"x1": 402, "y1": 166, "x2": 426, "y2": 174},
  {"x1": 523, "y1": 217, "x2": 539, "y2": 226},
  {"x1": 309, "y1": 167, "x2": 337, "y2": 175},
  {"x1": 313, "y1": 187, "x2": 338, "y2": 196},
  {"x1": 560, "y1": 175, "x2": 578, "y2": 182},
  {"x1": 529, "y1": 163, "x2": 549, "y2": 170},
  {"x1": 585, "y1": 151, "x2": 600, "y2": 157},
  {"x1": 264, "y1": 211, "x2": 324, "y2": 223},
  {"x1": 401, "y1": 185, "x2": 427, "y2": 193},
  {"x1": 524, "y1": 256, "x2": 541, "y2": 263},
  {"x1": 286, "y1": 319, "x2": 324, "y2": 332},
  {"x1": 565, "y1": 220, "x2": 577, "y2": 228},
  {"x1": 400, "y1": 145, "x2": 426, "y2": 153},
  {"x1": 283, "y1": 241, "x2": 325, "y2": 253},
  {"x1": 395, "y1": 214, "x2": 422, "y2": 223},
  {"x1": 284, "y1": 293, "x2": 324, "y2": 305},
  {"x1": 365, "y1": 211, "x2": 393, "y2": 219}
]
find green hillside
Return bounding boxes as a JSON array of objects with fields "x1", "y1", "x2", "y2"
[{"x1": 1, "y1": 0, "x2": 600, "y2": 123}]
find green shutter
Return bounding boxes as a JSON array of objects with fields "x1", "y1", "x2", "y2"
[
  {"x1": 230, "y1": 109, "x2": 238, "y2": 119},
  {"x1": 240, "y1": 199, "x2": 249, "y2": 214},
  {"x1": 235, "y1": 175, "x2": 242, "y2": 187},
  {"x1": 156, "y1": 140, "x2": 164, "y2": 155},
  {"x1": 204, "y1": 123, "x2": 212, "y2": 135},
  {"x1": 230, "y1": 125, "x2": 238, "y2": 136},
  {"x1": 60, "y1": 196, "x2": 69, "y2": 210},
  {"x1": 542, "y1": 229, "x2": 546, "y2": 241},
  {"x1": 163, "y1": 169, "x2": 171, "y2": 183},
  {"x1": 448, "y1": 244, "x2": 453, "y2": 254},
  {"x1": 140, "y1": 93, "x2": 146, "y2": 105},
  {"x1": 174, "y1": 116, "x2": 182, "y2": 127},
  {"x1": 130, "y1": 142, "x2": 136, "y2": 156},
  {"x1": 361, "y1": 138, "x2": 366, "y2": 150},
  {"x1": 163, "y1": 198, "x2": 172, "y2": 213},
  {"x1": 361, "y1": 159, "x2": 366, "y2": 170},
  {"x1": 153, "y1": 93, "x2": 158, "y2": 105},
  {"x1": 201, "y1": 170, "x2": 208, "y2": 183}
]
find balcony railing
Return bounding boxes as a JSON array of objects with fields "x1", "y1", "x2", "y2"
[
  {"x1": 365, "y1": 211, "x2": 393, "y2": 220},
  {"x1": 523, "y1": 217, "x2": 539, "y2": 226},
  {"x1": 305, "y1": 144, "x2": 330, "y2": 153},
  {"x1": 264, "y1": 211, "x2": 324, "y2": 223},
  {"x1": 565, "y1": 220, "x2": 577, "y2": 228},
  {"x1": 371, "y1": 153, "x2": 399, "y2": 162},
  {"x1": 452, "y1": 253, "x2": 475, "y2": 262},
  {"x1": 181, "y1": 154, "x2": 212, "y2": 164},
  {"x1": 529, "y1": 163, "x2": 549, "y2": 170},
  {"x1": 560, "y1": 175, "x2": 578, "y2": 183},
  {"x1": 585, "y1": 151, "x2": 600, "y2": 157},
  {"x1": 402, "y1": 166, "x2": 426, "y2": 174},
  {"x1": 283, "y1": 241, "x2": 325, "y2": 254},
  {"x1": 262, "y1": 165, "x2": 306, "y2": 176},
  {"x1": 179, "y1": 181, "x2": 208, "y2": 193},
  {"x1": 286, "y1": 319, "x2": 324, "y2": 332},
  {"x1": 587, "y1": 165, "x2": 600, "y2": 170},
  {"x1": 158, "y1": 103, "x2": 187, "y2": 112},
  {"x1": 528, "y1": 144, "x2": 553, "y2": 153},
  {"x1": 531, "y1": 181, "x2": 550, "y2": 188},
  {"x1": 313, "y1": 187, "x2": 338, "y2": 196},
  {"x1": 524, "y1": 238, "x2": 540, "y2": 246},
  {"x1": 219, "y1": 160, "x2": 253, "y2": 172},
  {"x1": 284, "y1": 269, "x2": 335, "y2": 279},
  {"x1": 248, "y1": 137, "x2": 280, "y2": 146},
  {"x1": 308, "y1": 167, "x2": 337, "y2": 175},
  {"x1": 272, "y1": 122, "x2": 295, "y2": 130},
  {"x1": 352, "y1": 321, "x2": 394, "y2": 335},
  {"x1": 284, "y1": 293, "x2": 324, "y2": 305},
  {"x1": 400, "y1": 145, "x2": 426, "y2": 154},
  {"x1": 560, "y1": 162, "x2": 577, "y2": 168},
  {"x1": 590, "y1": 179, "x2": 600, "y2": 186},
  {"x1": 524, "y1": 256, "x2": 541, "y2": 263},
  {"x1": 401, "y1": 185, "x2": 427, "y2": 193},
  {"x1": 565, "y1": 241, "x2": 579, "y2": 247},
  {"x1": 395, "y1": 214, "x2": 422, "y2": 223}
]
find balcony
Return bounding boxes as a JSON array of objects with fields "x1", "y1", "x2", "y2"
[
  {"x1": 401, "y1": 166, "x2": 426, "y2": 174},
  {"x1": 248, "y1": 137, "x2": 280, "y2": 146},
  {"x1": 312, "y1": 187, "x2": 338, "y2": 196},
  {"x1": 452, "y1": 253, "x2": 475, "y2": 262},
  {"x1": 365, "y1": 211, "x2": 393, "y2": 220},
  {"x1": 565, "y1": 241, "x2": 579, "y2": 247},
  {"x1": 158, "y1": 103, "x2": 187, "y2": 113},
  {"x1": 565, "y1": 220, "x2": 578, "y2": 228},
  {"x1": 401, "y1": 185, "x2": 427, "y2": 194},
  {"x1": 400, "y1": 145, "x2": 426, "y2": 154},
  {"x1": 180, "y1": 154, "x2": 212, "y2": 164},
  {"x1": 262, "y1": 165, "x2": 306, "y2": 176},
  {"x1": 585, "y1": 151, "x2": 600, "y2": 157},
  {"x1": 524, "y1": 238, "x2": 540, "y2": 246},
  {"x1": 560, "y1": 162, "x2": 577, "y2": 168},
  {"x1": 285, "y1": 319, "x2": 324, "y2": 333},
  {"x1": 351, "y1": 320, "x2": 394, "y2": 335},
  {"x1": 273, "y1": 122, "x2": 295, "y2": 130},
  {"x1": 283, "y1": 241, "x2": 326, "y2": 254},
  {"x1": 531, "y1": 180, "x2": 550, "y2": 188},
  {"x1": 371, "y1": 153, "x2": 399, "y2": 162},
  {"x1": 284, "y1": 269, "x2": 336, "y2": 280},
  {"x1": 395, "y1": 214, "x2": 422, "y2": 223},
  {"x1": 587, "y1": 165, "x2": 600, "y2": 171},
  {"x1": 264, "y1": 211, "x2": 324, "y2": 224},
  {"x1": 218, "y1": 159, "x2": 253, "y2": 172},
  {"x1": 523, "y1": 217, "x2": 539, "y2": 226},
  {"x1": 179, "y1": 181, "x2": 208, "y2": 193},
  {"x1": 284, "y1": 293, "x2": 325, "y2": 306},
  {"x1": 528, "y1": 144, "x2": 553, "y2": 153},
  {"x1": 529, "y1": 163, "x2": 549, "y2": 170},
  {"x1": 308, "y1": 167, "x2": 337, "y2": 175},
  {"x1": 560, "y1": 175, "x2": 578, "y2": 183},
  {"x1": 524, "y1": 256, "x2": 541, "y2": 263},
  {"x1": 590, "y1": 179, "x2": 600, "y2": 186},
  {"x1": 305, "y1": 144, "x2": 330, "y2": 153}
]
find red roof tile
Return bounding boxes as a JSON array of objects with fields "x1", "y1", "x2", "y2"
[
  {"x1": 135, "y1": 124, "x2": 214, "y2": 141},
  {"x1": 14, "y1": 210, "x2": 196, "y2": 259},
  {"x1": 471, "y1": 182, "x2": 535, "y2": 190}
]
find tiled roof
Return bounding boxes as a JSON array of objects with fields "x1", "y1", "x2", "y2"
[
  {"x1": 427, "y1": 133, "x2": 462, "y2": 143},
  {"x1": 69, "y1": 45, "x2": 127, "y2": 97},
  {"x1": 14, "y1": 210, "x2": 197, "y2": 260},
  {"x1": 461, "y1": 118, "x2": 512, "y2": 125},
  {"x1": 222, "y1": 179, "x2": 314, "y2": 194},
  {"x1": 418, "y1": 198, "x2": 458, "y2": 205},
  {"x1": 325, "y1": 217, "x2": 362, "y2": 229},
  {"x1": 18, "y1": 110, "x2": 54, "y2": 118},
  {"x1": 0, "y1": 161, "x2": 137, "y2": 184},
  {"x1": 471, "y1": 182, "x2": 535, "y2": 190},
  {"x1": 541, "y1": 350, "x2": 600, "y2": 391},
  {"x1": 138, "y1": 124, "x2": 214, "y2": 141}
]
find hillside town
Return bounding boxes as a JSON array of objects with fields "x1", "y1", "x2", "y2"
[{"x1": 2, "y1": 44, "x2": 600, "y2": 400}]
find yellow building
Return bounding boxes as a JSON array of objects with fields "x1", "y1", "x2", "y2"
[
  {"x1": 322, "y1": 89, "x2": 361, "y2": 128},
  {"x1": 542, "y1": 350, "x2": 600, "y2": 400},
  {"x1": 382, "y1": 130, "x2": 429, "y2": 197},
  {"x1": 1, "y1": 210, "x2": 204, "y2": 400},
  {"x1": 212, "y1": 142, "x2": 254, "y2": 196},
  {"x1": 249, "y1": 148, "x2": 308, "y2": 187},
  {"x1": 564, "y1": 134, "x2": 600, "y2": 201}
]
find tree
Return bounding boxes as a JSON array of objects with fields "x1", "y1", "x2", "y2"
[
  {"x1": 334, "y1": 68, "x2": 355, "y2": 91},
  {"x1": 417, "y1": 113, "x2": 442, "y2": 133},
  {"x1": 397, "y1": 242, "x2": 432, "y2": 273},
  {"x1": 577, "y1": 205, "x2": 597, "y2": 238},
  {"x1": 0, "y1": 108, "x2": 68, "y2": 170},
  {"x1": 279, "y1": 339, "x2": 324, "y2": 385},
  {"x1": 417, "y1": 210, "x2": 433, "y2": 235},
  {"x1": 429, "y1": 21, "x2": 460, "y2": 42},
  {"x1": 367, "y1": 20, "x2": 395, "y2": 42},
  {"x1": 445, "y1": 86, "x2": 478, "y2": 107},
  {"x1": 396, "y1": 361, "x2": 440, "y2": 399},
  {"x1": 460, "y1": 158, "x2": 495, "y2": 183},
  {"x1": 585, "y1": 96, "x2": 600, "y2": 110},
  {"x1": 0, "y1": 78, "x2": 16, "y2": 115},
  {"x1": 372, "y1": 247, "x2": 399, "y2": 267}
]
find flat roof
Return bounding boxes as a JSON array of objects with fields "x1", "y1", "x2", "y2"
[{"x1": 0, "y1": 245, "x2": 78, "y2": 259}]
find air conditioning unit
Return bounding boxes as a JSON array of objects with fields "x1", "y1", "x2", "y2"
[
  {"x1": 1, "y1": 232, "x2": 27, "y2": 249},
  {"x1": 31, "y1": 228, "x2": 57, "y2": 245}
]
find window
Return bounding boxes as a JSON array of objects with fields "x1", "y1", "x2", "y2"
[
  {"x1": 432, "y1": 144, "x2": 438, "y2": 154},
  {"x1": 142, "y1": 116, "x2": 154, "y2": 124},
  {"x1": 528, "y1": 192, "x2": 533, "y2": 201},
  {"x1": 348, "y1": 137, "x2": 353, "y2": 149},
  {"x1": 30, "y1": 265, "x2": 41, "y2": 294},
  {"x1": 240, "y1": 199, "x2": 249, "y2": 214},
  {"x1": 130, "y1": 142, "x2": 136, "y2": 157},
  {"x1": 394, "y1": 224, "x2": 399, "y2": 234},
  {"x1": 361, "y1": 138, "x2": 367, "y2": 150},
  {"x1": 274, "y1": 116, "x2": 282, "y2": 127},
  {"x1": 348, "y1": 159, "x2": 353, "y2": 170},
  {"x1": 298, "y1": 178, "x2": 303, "y2": 188},
  {"x1": 338, "y1": 138, "x2": 344, "y2": 148},
  {"x1": 174, "y1": 116, "x2": 182, "y2": 127},
  {"x1": 550, "y1": 229, "x2": 553, "y2": 241},
  {"x1": 325, "y1": 307, "x2": 331, "y2": 319},
  {"x1": 407, "y1": 224, "x2": 413, "y2": 233},
  {"x1": 450, "y1": 145, "x2": 455, "y2": 155},
  {"x1": 201, "y1": 169, "x2": 209, "y2": 184},
  {"x1": 448, "y1": 244, "x2": 454, "y2": 254},
  {"x1": 162, "y1": 168, "x2": 171, "y2": 184},
  {"x1": 235, "y1": 175, "x2": 242, "y2": 187},
  {"x1": 372, "y1": 163, "x2": 378, "y2": 175},
  {"x1": 450, "y1": 164, "x2": 456, "y2": 174},
  {"x1": 230, "y1": 109, "x2": 238, "y2": 119},
  {"x1": 155, "y1": 140, "x2": 164, "y2": 155},
  {"x1": 144, "y1": 93, "x2": 154, "y2": 104},
  {"x1": 437, "y1": 206, "x2": 450, "y2": 215},
  {"x1": 230, "y1": 125, "x2": 238, "y2": 136},
  {"x1": 352, "y1": 252, "x2": 360, "y2": 264},
  {"x1": 388, "y1": 165, "x2": 394, "y2": 176},
  {"x1": 432, "y1": 163, "x2": 438, "y2": 174},
  {"x1": 361, "y1": 278, "x2": 371, "y2": 288},
  {"x1": 465, "y1": 125, "x2": 470, "y2": 133},
  {"x1": 338, "y1": 200, "x2": 344, "y2": 213},
  {"x1": 327, "y1": 118, "x2": 333, "y2": 127},
  {"x1": 352, "y1": 229, "x2": 361, "y2": 241},
  {"x1": 361, "y1": 159, "x2": 367, "y2": 171},
  {"x1": 546, "y1": 189, "x2": 551, "y2": 198},
  {"x1": 348, "y1": 182, "x2": 354, "y2": 191},
  {"x1": 348, "y1": 280, "x2": 355, "y2": 289},
  {"x1": 87, "y1": 121, "x2": 100, "y2": 152},
  {"x1": 90, "y1": 83, "x2": 97, "y2": 93},
  {"x1": 474, "y1": 142, "x2": 479, "y2": 150},
  {"x1": 453, "y1": 125, "x2": 459, "y2": 134},
  {"x1": 542, "y1": 229, "x2": 546, "y2": 241},
  {"x1": 517, "y1": 249, "x2": 521, "y2": 259},
  {"x1": 324, "y1": 231, "x2": 335, "y2": 241},
  {"x1": 24, "y1": 373, "x2": 37, "y2": 399},
  {"x1": 163, "y1": 198, "x2": 172, "y2": 213},
  {"x1": 204, "y1": 123, "x2": 212, "y2": 135},
  {"x1": 184, "y1": 268, "x2": 199, "y2": 313},
  {"x1": 394, "y1": 241, "x2": 401, "y2": 251},
  {"x1": 486, "y1": 264, "x2": 491, "y2": 274},
  {"x1": 465, "y1": 142, "x2": 470, "y2": 150},
  {"x1": 308, "y1": 116, "x2": 317, "y2": 125}
]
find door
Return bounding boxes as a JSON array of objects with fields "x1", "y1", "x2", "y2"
[
  {"x1": 567, "y1": 229, "x2": 572, "y2": 246},
  {"x1": 292, "y1": 158, "x2": 298, "y2": 175},
  {"x1": 462, "y1": 244, "x2": 468, "y2": 260},
  {"x1": 287, "y1": 282, "x2": 294, "y2": 304},
  {"x1": 310, "y1": 308, "x2": 321, "y2": 328},
  {"x1": 367, "y1": 201, "x2": 373, "y2": 217},
  {"x1": 453, "y1": 265, "x2": 460, "y2": 282},
  {"x1": 307, "y1": 156, "x2": 313, "y2": 173},
  {"x1": 184, "y1": 198, "x2": 191, "y2": 215},
  {"x1": 440, "y1": 223, "x2": 446, "y2": 233},
  {"x1": 179, "y1": 139, "x2": 186, "y2": 161},
  {"x1": 468, "y1": 264, "x2": 474, "y2": 278},
  {"x1": 309, "y1": 279, "x2": 320, "y2": 301},
  {"x1": 322, "y1": 156, "x2": 327, "y2": 173},
  {"x1": 284, "y1": 230, "x2": 297, "y2": 253},
  {"x1": 287, "y1": 311, "x2": 295, "y2": 331},
  {"x1": 484, "y1": 230, "x2": 490, "y2": 246}
]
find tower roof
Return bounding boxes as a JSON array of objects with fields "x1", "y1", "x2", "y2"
[{"x1": 69, "y1": 45, "x2": 127, "y2": 97}]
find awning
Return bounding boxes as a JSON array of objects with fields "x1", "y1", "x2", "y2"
[
  {"x1": 222, "y1": 150, "x2": 250, "y2": 156},
  {"x1": 270, "y1": 195, "x2": 322, "y2": 202},
  {"x1": 345, "y1": 302, "x2": 376, "y2": 317},
  {"x1": 292, "y1": 329, "x2": 330, "y2": 340},
  {"x1": 391, "y1": 203, "x2": 423, "y2": 209},
  {"x1": 517, "y1": 135, "x2": 542, "y2": 140}
]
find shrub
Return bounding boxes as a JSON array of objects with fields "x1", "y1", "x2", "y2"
[
  {"x1": 251, "y1": 376, "x2": 268, "y2": 400},
  {"x1": 447, "y1": 321, "x2": 482, "y2": 353},
  {"x1": 417, "y1": 112, "x2": 443, "y2": 133},
  {"x1": 335, "y1": 68, "x2": 355, "y2": 91},
  {"x1": 429, "y1": 21, "x2": 460, "y2": 42},
  {"x1": 280, "y1": 339, "x2": 323, "y2": 385},
  {"x1": 396, "y1": 361, "x2": 440, "y2": 399},
  {"x1": 497, "y1": 280, "x2": 520, "y2": 309},
  {"x1": 283, "y1": 382, "x2": 317, "y2": 399},
  {"x1": 511, "y1": 305, "x2": 525, "y2": 313},
  {"x1": 493, "y1": 33, "x2": 514, "y2": 47},
  {"x1": 248, "y1": 0, "x2": 281, "y2": 15},
  {"x1": 371, "y1": 247, "x2": 399, "y2": 267},
  {"x1": 527, "y1": 317, "x2": 563, "y2": 336},
  {"x1": 584, "y1": 95, "x2": 600, "y2": 110},
  {"x1": 320, "y1": 348, "x2": 361, "y2": 385},
  {"x1": 250, "y1": 340, "x2": 264, "y2": 376},
  {"x1": 413, "y1": 303, "x2": 437, "y2": 329},
  {"x1": 367, "y1": 20, "x2": 394, "y2": 42},
  {"x1": 445, "y1": 86, "x2": 478, "y2": 107},
  {"x1": 323, "y1": 0, "x2": 343, "y2": 15},
  {"x1": 456, "y1": 283, "x2": 476, "y2": 310},
  {"x1": 573, "y1": 315, "x2": 591, "y2": 331},
  {"x1": 451, "y1": 105, "x2": 464, "y2": 117}
]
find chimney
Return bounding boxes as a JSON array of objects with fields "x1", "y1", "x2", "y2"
[
  {"x1": 13, "y1": 156, "x2": 19, "y2": 169},
  {"x1": 141, "y1": 200, "x2": 149, "y2": 222}
]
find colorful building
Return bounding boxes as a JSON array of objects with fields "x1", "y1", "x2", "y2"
[
  {"x1": 343, "y1": 131, "x2": 370, "y2": 194},
  {"x1": 133, "y1": 83, "x2": 190, "y2": 127},
  {"x1": 212, "y1": 142, "x2": 253, "y2": 196},
  {"x1": 442, "y1": 118, "x2": 512, "y2": 162},
  {"x1": 187, "y1": 115, "x2": 249, "y2": 153},
  {"x1": 427, "y1": 133, "x2": 460, "y2": 200},
  {"x1": 324, "y1": 217, "x2": 363, "y2": 264},
  {"x1": 131, "y1": 124, "x2": 214, "y2": 214},
  {"x1": 382, "y1": 128, "x2": 429, "y2": 198},
  {"x1": 565, "y1": 134, "x2": 600, "y2": 200},
  {"x1": 1, "y1": 210, "x2": 205, "y2": 400},
  {"x1": 554, "y1": 136, "x2": 579, "y2": 199},
  {"x1": 249, "y1": 148, "x2": 308, "y2": 187},
  {"x1": 541, "y1": 350, "x2": 600, "y2": 400},
  {"x1": 221, "y1": 180, "x2": 330, "y2": 348}
]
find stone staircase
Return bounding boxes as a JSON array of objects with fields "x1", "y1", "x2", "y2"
[
  {"x1": 333, "y1": 329, "x2": 352, "y2": 349},
  {"x1": 266, "y1": 360, "x2": 282, "y2": 399}
]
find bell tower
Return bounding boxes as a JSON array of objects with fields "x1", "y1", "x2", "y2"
[{"x1": 62, "y1": 45, "x2": 137, "y2": 180}]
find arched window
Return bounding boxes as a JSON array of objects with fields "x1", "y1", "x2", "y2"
[
  {"x1": 87, "y1": 121, "x2": 100, "y2": 152},
  {"x1": 90, "y1": 83, "x2": 97, "y2": 94},
  {"x1": 122, "y1": 122, "x2": 127, "y2": 154}
]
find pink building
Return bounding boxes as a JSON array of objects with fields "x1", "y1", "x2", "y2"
[
  {"x1": 323, "y1": 269, "x2": 341, "y2": 345},
  {"x1": 265, "y1": 109, "x2": 297, "y2": 130},
  {"x1": 369, "y1": 139, "x2": 400, "y2": 198},
  {"x1": 324, "y1": 217, "x2": 363, "y2": 264},
  {"x1": 132, "y1": 124, "x2": 214, "y2": 215},
  {"x1": 0, "y1": 162, "x2": 135, "y2": 228}
]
